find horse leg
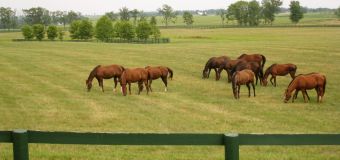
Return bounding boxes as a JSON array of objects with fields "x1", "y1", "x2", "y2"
[
  {"x1": 305, "y1": 90, "x2": 310, "y2": 101},
  {"x1": 292, "y1": 89, "x2": 299, "y2": 103},
  {"x1": 255, "y1": 74, "x2": 258, "y2": 85},
  {"x1": 302, "y1": 90, "x2": 308, "y2": 103},
  {"x1": 148, "y1": 80, "x2": 153, "y2": 92},
  {"x1": 128, "y1": 83, "x2": 131, "y2": 95},
  {"x1": 238, "y1": 85, "x2": 241, "y2": 99},
  {"x1": 214, "y1": 68, "x2": 219, "y2": 81},
  {"x1": 274, "y1": 76, "x2": 277, "y2": 87},
  {"x1": 246, "y1": 83, "x2": 251, "y2": 97},
  {"x1": 252, "y1": 82, "x2": 256, "y2": 97},
  {"x1": 161, "y1": 77, "x2": 168, "y2": 92},
  {"x1": 113, "y1": 77, "x2": 118, "y2": 92},
  {"x1": 207, "y1": 69, "x2": 211, "y2": 78},
  {"x1": 227, "y1": 69, "x2": 232, "y2": 83},
  {"x1": 270, "y1": 76, "x2": 274, "y2": 86},
  {"x1": 99, "y1": 78, "x2": 104, "y2": 92},
  {"x1": 144, "y1": 80, "x2": 149, "y2": 95}
]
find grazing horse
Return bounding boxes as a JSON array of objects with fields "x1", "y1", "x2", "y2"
[
  {"x1": 202, "y1": 56, "x2": 230, "y2": 80},
  {"x1": 230, "y1": 61, "x2": 263, "y2": 85},
  {"x1": 262, "y1": 63, "x2": 297, "y2": 87},
  {"x1": 86, "y1": 64, "x2": 124, "y2": 92},
  {"x1": 232, "y1": 69, "x2": 256, "y2": 99},
  {"x1": 120, "y1": 68, "x2": 149, "y2": 96},
  {"x1": 284, "y1": 73, "x2": 326, "y2": 103},
  {"x1": 237, "y1": 53, "x2": 266, "y2": 69},
  {"x1": 218, "y1": 59, "x2": 246, "y2": 83},
  {"x1": 145, "y1": 66, "x2": 173, "y2": 92}
]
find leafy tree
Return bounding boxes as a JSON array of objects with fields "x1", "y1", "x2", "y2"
[
  {"x1": 261, "y1": 0, "x2": 282, "y2": 25},
  {"x1": 67, "y1": 11, "x2": 82, "y2": 24},
  {"x1": 78, "y1": 19, "x2": 93, "y2": 40},
  {"x1": 114, "y1": 21, "x2": 135, "y2": 40},
  {"x1": 228, "y1": 1, "x2": 249, "y2": 26},
  {"x1": 105, "y1": 11, "x2": 118, "y2": 21},
  {"x1": 47, "y1": 25, "x2": 58, "y2": 40},
  {"x1": 22, "y1": 7, "x2": 50, "y2": 25},
  {"x1": 183, "y1": 11, "x2": 194, "y2": 26},
  {"x1": 58, "y1": 28, "x2": 64, "y2": 41},
  {"x1": 119, "y1": 7, "x2": 130, "y2": 21},
  {"x1": 151, "y1": 25, "x2": 161, "y2": 39},
  {"x1": 0, "y1": 7, "x2": 17, "y2": 30},
  {"x1": 136, "y1": 20, "x2": 152, "y2": 40},
  {"x1": 248, "y1": 0, "x2": 261, "y2": 26},
  {"x1": 150, "y1": 16, "x2": 157, "y2": 26},
  {"x1": 216, "y1": 9, "x2": 227, "y2": 26},
  {"x1": 95, "y1": 16, "x2": 114, "y2": 42},
  {"x1": 289, "y1": 1, "x2": 304, "y2": 24},
  {"x1": 32, "y1": 24, "x2": 45, "y2": 40},
  {"x1": 21, "y1": 25, "x2": 34, "y2": 40},
  {"x1": 130, "y1": 9, "x2": 139, "y2": 25},
  {"x1": 69, "y1": 20, "x2": 81, "y2": 39},
  {"x1": 334, "y1": 6, "x2": 340, "y2": 20},
  {"x1": 158, "y1": 4, "x2": 177, "y2": 27}
]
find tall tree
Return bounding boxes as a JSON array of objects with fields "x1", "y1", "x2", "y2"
[
  {"x1": 0, "y1": 7, "x2": 17, "y2": 30},
  {"x1": 67, "y1": 10, "x2": 82, "y2": 24},
  {"x1": 289, "y1": 1, "x2": 304, "y2": 24},
  {"x1": 130, "y1": 9, "x2": 139, "y2": 25},
  {"x1": 95, "y1": 16, "x2": 114, "y2": 42},
  {"x1": 23, "y1": 7, "x2": 50, "y2": 25},
  {"x1": 119, "y1": 7, "x2": 130, "y2": 21},
  {"x1": 216, "y1": 9, "x2": 227, "y2": 26},
  {"x1": 248, "y1": 0, "x2": 261, "y2": 26},
  {"x1": 261, "y1": 0, "x2": 282, "y2": 25},
  {"x1": 228, "y1": 1, "x2": 249, "y2": 26},
  {"x1": 105, "y1": 11, "x2": 118, "y2": 21},
  {"x1": 334, "y1": 6, "x2": 340, "y2": 20},
  {"x1": 183, "y1": 11, "x2": 194, "y2": 26},
  {"x1": 150, "y1": 16, "x2": 157, "y2": 26},
  {"x1": 157, "y1": 4, "x2": 177, "y2": 27}
]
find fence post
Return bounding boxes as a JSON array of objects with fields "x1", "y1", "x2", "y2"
[
  {"x1": 224, "y1": 133, "x2": 239, "y2": 160},
  {"x1": 12, "y1": 130, "x2": 29, "y2": 160}
]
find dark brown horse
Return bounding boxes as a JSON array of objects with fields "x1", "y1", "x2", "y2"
[
  {"x1": 232, "y1": 69, "x2": 256, "y2": 99},
  {"x1": 86, "y1": 64, "x2": 124, "y2": 92},
  {"x1": 237, "y1": 53, "x2": 266, "y2": 69},
  {"x1": 145, "y1": 66, "x2": 173, "y2": 92},
  {"x1": 120, "y1": 68, "x2": 149, "y2": 96},
  {"x1": 284, "y1": 73, "x2": 326, "y2": 103},
  {"x1": 218, "y1": 59, "x2": 246, "y2": 82},
  {"x1": 230, "y1": 61, "x2": 263, "y2": 85},
  {"x1": 202, "y1": 56, "x2": 230, "y2": 80},
  {"x1": 262, "y1": 63, "x2": 297, "y2": 87}
]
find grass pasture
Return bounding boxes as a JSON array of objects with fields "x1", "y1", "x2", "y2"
[{"x1": 1, "y1": 27, "x2": 340, "y2": 159}]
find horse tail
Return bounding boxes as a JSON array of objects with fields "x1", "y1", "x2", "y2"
[
  {"x1": 167, "y1": 67, "x2": 173, "y2": 80},
  {"x1": 323, "y1": 75, "x2": 326, "y2": 94},
  {"x1": 261, "y1": 54, "x2": 266, "y2": 69}
]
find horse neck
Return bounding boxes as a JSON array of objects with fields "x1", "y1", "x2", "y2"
[
  {"x1": 263, "y1": 68, "x2": 271, "y2": 79},
  {"x1": 287, "y1": 78, "x2": 298, "y2": 94},
  {"x1": 121, "y1": 71, "x2": 127, "y2": 85}
]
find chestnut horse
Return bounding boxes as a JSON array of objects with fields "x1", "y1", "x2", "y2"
[
  {"x1": 232, "y1": 69, "x2": 256, "y2": 99},
  {"x1": 86, "y1": 64, "x2": 124, "y2": 92},
  {"x1": 230, "y1": 61, "x2": 263, "y2": 85},
  {"x1": 284, "y1": 73, "x2": 326, "y2": 103},
  {"x1": 145, "y1": 66, "x2": 173, "y2": 92},
  {"x1": 218, "y1": 59, "x2": 246, "y2": 82},
  {"x1": 202, "y1": 56, "x2": 230, "y2": 80},
  {"x1": 237, "y1": 53, "x2": 266, "y2": 69},
  {"x1": 262, "y1": 63, "x2": 297, "y2": 87},
  {"x1": 120, "y1": 68, "x2": 149, "y2": 96}
]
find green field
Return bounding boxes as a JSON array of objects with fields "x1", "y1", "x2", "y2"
[{"x1": 1, "y1": 26, "x2": 340, "y2": 159}]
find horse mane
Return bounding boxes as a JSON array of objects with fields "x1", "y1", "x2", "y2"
[
  {"x1": 264, "y1": 63, "x2": 276, "y2": 78},
  {"x1": 237, "y1": 53, "x2": 246, "y2": 59},
  {"x1": 87, "y1": 65, "x2": 101, "y2": 81},
  {"x1": 204, "y1": 57, "x2": 215, "y2": 71}
]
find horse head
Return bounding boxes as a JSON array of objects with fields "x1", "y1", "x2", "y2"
[
  {"x1": 85, "y1": 79, "x2": 92, "y2": 92},
  {"x1": 283, "y1": 89, "x2": 291, "y2": 103},
  {"x1": 262, "y1": 78, "x2": 268, "y2": 86}
]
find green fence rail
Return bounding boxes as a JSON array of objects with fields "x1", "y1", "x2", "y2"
[{"x1": 1, "y1": 130, "x2": 340, "y2": 160}]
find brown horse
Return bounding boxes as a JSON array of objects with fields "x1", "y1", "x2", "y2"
[
  {"x1": 218, "y1": 59, "x2": 246, "y2": 82},
  {"x1": 202, "y1": 56, "x2": 230, "y2": 80},
  {"x1": 262, "y1": 63, "x2": 297, "y2": 87},
  {"x1": 284, "y1": 73, "x2": 326, "y2": 103},
  {"x1": 232, "y1": 69, "x2": 256, "y2": 99},
  {"x1": 120, "y1": 68, "x2": 149, "y2": 96},
  {"x1": 230, "y1": 61, "x2": 263, "y2": 85},
  {"x1": 145, "y1": 66, "x2": 173, "y2": 92},
  {"x1": 237, "y1": 53, "x2": 266, "y2": 69},
  {"x1": 86, "y1": 64, "x2": 124, "y2": 92}
]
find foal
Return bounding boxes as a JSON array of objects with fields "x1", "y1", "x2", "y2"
[
  {"x1": 232, "y1": 69, "x2": 256, "y2": 99},
  {"x1": 120, "y1": 68, "x2": 149, "y2": 96},
  {"x1": 262, "y1": 63, "x2": 297, "y2": 87}
]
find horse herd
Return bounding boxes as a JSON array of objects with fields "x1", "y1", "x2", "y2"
[
  {"x1": 85, "y1": 65, "x2": 173, "y2": 96},
  {"x1": 85, "y1": 54, "x2": 326, "y2": 103},
  {"x1": 202, "y1": 54, "x2": 326, "y2": 103}
]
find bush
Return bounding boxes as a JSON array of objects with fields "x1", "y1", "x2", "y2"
[
  {"x1": 136, "y1": 21, "x2": 152, "y2": 40},
  {"x1": 32, "y1": 24, "x2": 45, "y2": 41},
  {"x1": 114, "y1": 21, "x2": 135, "y2": 40},
  {"x1": 21, "y1": 25, "x2": 34, "y2": 40},
  {"x1": 58, "y1": 28, "x2": 64, "y2": 41},
  {"x1": 47, "y1": 25, "x2": 58, "y2": 40},
  {"x1": 69, "y1": 20, "x2": 93, "y2": 40},
  {"x1": 95, "y1": 16, "x2": 114, "y2": 42}
]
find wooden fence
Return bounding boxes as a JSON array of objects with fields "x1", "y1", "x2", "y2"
[{"x1": 1, "y1": 130, "x2": 340, "y2": 160}]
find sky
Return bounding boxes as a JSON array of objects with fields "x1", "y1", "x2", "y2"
[{"x1": 1, "y1": 0, "x2": 339, "y2": 15}]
